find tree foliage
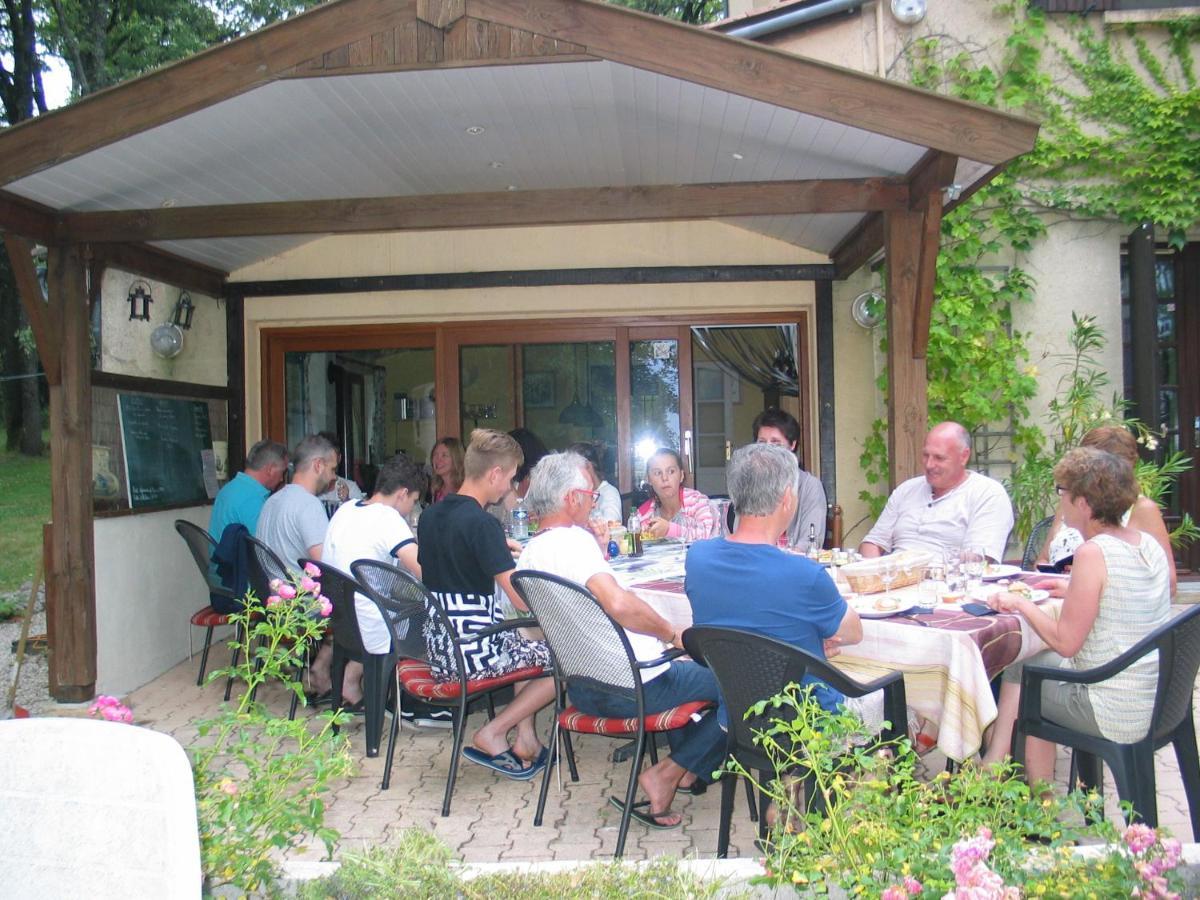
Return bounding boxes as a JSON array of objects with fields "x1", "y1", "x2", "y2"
[{"x1": 608, "y1": 0, "x2": 724, "y2": 25}]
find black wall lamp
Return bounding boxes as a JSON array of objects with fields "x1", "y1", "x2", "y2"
[{"x1": 127, "y1": 280, "x2": 153, "y2": 321}]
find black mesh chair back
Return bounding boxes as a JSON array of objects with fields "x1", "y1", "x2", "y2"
[
  {"x1": 1014, "y1": 603, "x2": 1200, "y2": 839},
  {"x1": 510, "y1": 570, "x2": 637, "y2": 693},
  {"x1": 353, "y1": 559, "x2": 549, "y2": 814},
  {"x1": 1021, "y1": 515, "x2": 1057, "y2": 570},
  {"x1": 300, "y1": 558, "x2": 366, "y2": 659},
  {"x1": 175, "y1": 520, "x2": 236, "y2": 601},
  {"x1": 683, "y1": 625, "x2": 908, "y2": 857},
  {"x1": 243, "y1": 534, "x2": 292, "y2": 603}
]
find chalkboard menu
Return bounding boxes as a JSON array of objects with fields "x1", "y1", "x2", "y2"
[{"x1": 117, "y1": 394, "x2": 216, "y2": 508}]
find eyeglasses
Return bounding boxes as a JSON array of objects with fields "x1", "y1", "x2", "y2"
[
  {"x1": 1055, "y1": 485, "x2": 1068, "y2": 497},
  {"x1": 572, "y1": 488, "x2": 600, "y2": 504}
]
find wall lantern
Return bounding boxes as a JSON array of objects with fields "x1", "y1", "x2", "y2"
[
  {"x1": 127, "y1": 280, "x2": 153, "y2": 321},
  {"x1": 172, "y1": 291, "x2": 195, "y2": 330}
]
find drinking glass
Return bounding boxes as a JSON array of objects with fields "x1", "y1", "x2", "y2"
[
  {"x1": 961, "y1": 546, "x2": 986, "y2": 597},
  {"x1": 879, "y1": 556, "x2": 899, "y2": 601}
]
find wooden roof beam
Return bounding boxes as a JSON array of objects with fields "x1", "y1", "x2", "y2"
[
  {"x1": 3, "y1": 233, "x2": 60, "y2": 384},
  {"x1": 468, "y1": 0, "x2": 1039, "y2": 166},
  {"x1": 58, "y1": 177, "x2": 911, "y2": 243}
]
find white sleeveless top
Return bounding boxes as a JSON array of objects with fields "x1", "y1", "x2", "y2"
[{"x1": 1074, "y1": 532, "x2": 1171, "y2": 743}]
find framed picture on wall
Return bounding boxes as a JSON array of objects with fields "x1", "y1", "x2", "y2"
[{"x1": 523, "y1": 370, "x2": 556, "y2": 409}]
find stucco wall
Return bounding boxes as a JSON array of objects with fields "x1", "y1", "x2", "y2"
[
  {"x1": 99, "y1": 268, "x2": 226, "y2": 386},
  {"x1": 94, "y1": 505, "x2": 220, "y2": 695}
]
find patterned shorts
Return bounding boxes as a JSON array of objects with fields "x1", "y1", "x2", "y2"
[{"x1": 431, "y1": 629, "x2": 551, "y2": 683}]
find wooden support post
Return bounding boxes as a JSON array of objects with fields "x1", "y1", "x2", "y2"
[
  {"x1": 45, "y1": 244, "x2": 96, "y2": 702},
  {"x1": 225, "y1": 290, "x2": 246, "y2": 474},
  {"x1": 885, "y1": 209, "x2": 927, "y2": 489},
  {"x1": 1128, "y1": 222, "x2": 1159, "y2": 435}
]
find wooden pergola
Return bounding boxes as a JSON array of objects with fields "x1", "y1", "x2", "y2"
[{"x1": 0, "y1": 0, "x2": 1037, "y2": 700}]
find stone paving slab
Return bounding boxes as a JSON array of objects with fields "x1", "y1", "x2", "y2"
[{"x1": 126, "y1": 655, "x2": 1199, "y2": 866}]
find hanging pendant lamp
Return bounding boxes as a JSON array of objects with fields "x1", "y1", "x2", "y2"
[{"x1": 559, "y1": 344, "x2": 605, "y2": 428}]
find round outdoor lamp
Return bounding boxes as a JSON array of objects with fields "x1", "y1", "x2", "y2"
[{"x1": 150, "y1": 322, "x2": 184, "y2": 358}]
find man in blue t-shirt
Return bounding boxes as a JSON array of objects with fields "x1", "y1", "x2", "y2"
[
  {"x1": 687, "y1": 442, "x2": 862, "y2": 726},
  {"x1": 209, "y1": 439, "x2": 289, "y2": 542}
]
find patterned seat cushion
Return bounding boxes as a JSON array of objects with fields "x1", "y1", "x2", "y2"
[
  {"x1": 190, "y1": 606, "x2": 230, "y2": 628},
  {"x1": 397, "y1": 658, "x2": 545, "y2": 700},
  {"x1": 559, "y1": 701, "x2": 713, "y2": 736}
]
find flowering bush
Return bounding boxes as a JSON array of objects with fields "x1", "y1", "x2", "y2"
[
  {"x1": 191, "y1": 568, "x2": 353, "y2": 892},
  {"x1": 732, "y1": 683, "x2": 1186, "y2": 898},
  {"x1": 88, "y1": 694, "x2": 133, "y2": 724}
]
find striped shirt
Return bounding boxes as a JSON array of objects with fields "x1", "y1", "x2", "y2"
[
  {"x1": 637, "y1": 486, "x2": 717, "y2": 542},
  {"x1": 1075, "y1": 532, "x2": 1171, "y2": 743}
]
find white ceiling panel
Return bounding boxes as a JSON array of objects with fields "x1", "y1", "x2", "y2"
[{"x1": 6, "y1": 60, "x2": 976, "y2": 268}]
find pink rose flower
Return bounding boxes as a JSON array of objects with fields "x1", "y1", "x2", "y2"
[
  {"x1": 904, "y1": 876, "x2": 924, "y2": 895},
  {"x1": 276, "y1": 582, "x2": 297, "y2": 600},
  {"x1": 303, "y1": 561, "x2": 321, "y2": 578},
  {"x1": 266, "y1": 595, "x2": 282, "y2": 608},
  {"x1": 1124, "y1": 823, "x2": 1157, "y2": 855},
  {"x1": 299, "y1": 576, "x2": 319, "y2": 594},
  {"x1": 269, "y1": 578, "x2": 283, "y2": 592},
  {"x1": 882, "y1": 887, "x2": 908, "y2": 900},
  {"x1": 318, "y1": 596, "x2": 333, "y2": 618},
  {"x1": 218, "y1": 779, "x2": 238, "y2": 796}
]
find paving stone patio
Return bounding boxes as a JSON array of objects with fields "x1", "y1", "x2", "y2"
[{"x1": 126, "y1": 643, "x2": 1199, "y2": 866}]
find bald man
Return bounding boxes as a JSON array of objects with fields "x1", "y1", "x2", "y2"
[{"x1": 859, "y1": 422, "x2": 1013, "y2": 563}]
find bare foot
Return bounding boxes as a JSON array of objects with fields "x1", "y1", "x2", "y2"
[
  {"x1": 513, "y1": 735, "x2": 545, "y2": 763},
  {"x1": 638, "y1": 760, "x2": 685, "y2": 821}
]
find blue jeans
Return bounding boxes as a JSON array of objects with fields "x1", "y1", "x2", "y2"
[{"x1": 568, "y1": 661, "x2": 727, "y2": 781}]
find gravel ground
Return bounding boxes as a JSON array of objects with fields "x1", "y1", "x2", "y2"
[{"x1": 0, "y1": 581, "x2": 51, "y2": 719}]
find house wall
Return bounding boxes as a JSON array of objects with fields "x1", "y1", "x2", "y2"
[
  {"x1": 93, "y1": 269, "x2": 228, "y2": 695},
  {"x1": 723, "y1": 1, "x2": 1142, "y2": 538}
]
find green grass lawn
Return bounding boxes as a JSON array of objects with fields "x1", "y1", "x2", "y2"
[{"x1": 0, "y1": 447, "x2": 51, "y2": 594}]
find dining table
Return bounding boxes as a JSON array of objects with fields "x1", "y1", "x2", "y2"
[{"x1": 609, "y1": 541, "x2": 1059, "y2": 763}]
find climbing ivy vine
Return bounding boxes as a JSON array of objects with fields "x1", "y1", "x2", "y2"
[{"x1": 857, "y1": 3, "x2": 1200, "y2": 542}]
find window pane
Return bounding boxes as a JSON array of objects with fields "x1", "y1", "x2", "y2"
[
  {"x1": 1160, "y1": 346, "x2": 1177, "y2": 386},
  {"x1": 1159, "y1": 387, "x2": 1178, "y2": 433},
  {"x1": 381, "y1": 348, "x2": 436, "y2": 461},
  {"x1": 521, "y1": 342, "x2": 616, "y2": 461},
  {"x1": 630, "y1": 340, "x2": 680, "y2": 481},
  {"x1": 1157, "y1": 301, "x2": 1176, "y2": 342},
  {"x1": 461, "y1": 345, "x2": 515, "y2": 436},
  {"x1": 1155, "y1": 258, "x2": 1174, "y2": 298}
]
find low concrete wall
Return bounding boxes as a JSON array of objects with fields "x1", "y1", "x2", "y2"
[{"x1": 94, "y1": 506, "x2": 226, "y2": 695}]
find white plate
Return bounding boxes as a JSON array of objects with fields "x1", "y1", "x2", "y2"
[
  {"x1": 981, "y1": 564, "x2": 1023, "y2": 581},
  {"x1": 936, "y1": 588, "x2": 1050, "y2": 609},
  {"x1": 847, "y1": 594, "x2": 918, "y2": 619}
]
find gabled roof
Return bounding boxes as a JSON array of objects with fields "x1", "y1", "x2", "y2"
[{"x1": 0, "y1": 0, "x2": 1038, "y2": 276}]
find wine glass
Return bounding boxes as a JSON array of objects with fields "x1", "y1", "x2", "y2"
[
  {"x1": 961, "y1": 546, "x2": 986, "y2": 597},
  {"x1": 879, "y1": 556, "x2": 899, "y2": 601}
]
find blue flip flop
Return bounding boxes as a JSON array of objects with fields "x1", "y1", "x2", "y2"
[{"x1": 462, "y1": 746, "x2": 536, "y2": 780}]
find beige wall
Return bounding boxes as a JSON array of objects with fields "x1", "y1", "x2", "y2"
[{"x1": 100, "y1": 268, "x2": 226, "y2": 386}]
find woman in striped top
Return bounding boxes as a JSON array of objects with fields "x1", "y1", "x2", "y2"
[
  {"x1": 981, "y1": 446, "x2": 1172, "y2": 788},
  {"x1": 637, "y1": 448, "x2": 717, "y2": 542}
]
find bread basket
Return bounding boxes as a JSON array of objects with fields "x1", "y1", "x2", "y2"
[{"x1": 840, "y1": 550, "x2": 933, "y2": 595}]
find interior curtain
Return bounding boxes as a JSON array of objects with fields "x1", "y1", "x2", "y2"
[{"x1": 690, "y1": 324, "x2": 798, "y2": 397}]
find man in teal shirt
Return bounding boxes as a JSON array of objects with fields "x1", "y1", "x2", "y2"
[{"x1": 209, "y1": 439, "x2": 289, "y2": 541}]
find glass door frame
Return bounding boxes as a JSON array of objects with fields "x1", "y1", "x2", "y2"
[{"x1": 261, "y1": 311, "x2": 812, "y2": 493}]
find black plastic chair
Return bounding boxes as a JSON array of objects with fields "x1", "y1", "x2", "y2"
[
  {"x1": 352, "y1": 559, "x2": 548, "y2": 813},
  {"x1": 1021, "y1": 515, "x2": 1057, "y2": 570},
  {"x1": 242, "y1": 534, "x2": 310, "y2": 718},
  {"x1": 301, "y1": 558, "x2": 393, "y2": 759},
  {"x1": 174, "y1": 519, "x2": 243, "y2": 692},
  {"x1": 682, "y1": 625, "x2": 908, "y2": 858},
  {"x1": 1012, "y1": 604, "x2": 1200, "y2": 840},
  {"x1": 619, "y1": 484, "x2": 652, "y2": 522},
  {"x1": 510, "y1": 570, "x2": 713, "y2": 858}
]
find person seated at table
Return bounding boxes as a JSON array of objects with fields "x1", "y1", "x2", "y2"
[
  {"x1": 509, "y1": 427, "x2": 549, "y2": 499},
  {"x1": 321, "y1": 453, "x2": 451, "y2": 728},
  {"x1": 567, "y1": 440, "x2": 622, "y2": 524},
  {"x1": 418, "y1": 429, "x2": 555, "y2": 779},
  {"x1": 315, "y1": 430, "x2": 364, "y2": 508},
  {"x1": 636, "y1": 448, "x2": 717, "y2": 542},
  {"x1": 751, "y1": 408, "x2": 827, "y2": 552},
  {"x1": 427, "y1": 436, "x2": 463, "y2": 504},
  {"x1": 688, "y1": 442, "x2": 863, "y2": 726},
  {"x1": 1037, "y1": 424, "x2": 1175, "y2": 595},
  {"x1": 859, "y1": 421, "x2": 1013, "y2": 563},
  {"x1": 980, "y1": 447, "x2": 1172, "y2": 787},
  {"x1": 519, "y1": 451, "x2": 723, "y2": 828}
]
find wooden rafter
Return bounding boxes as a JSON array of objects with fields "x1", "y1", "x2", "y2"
[
  {"x1": 3, "y1": 233, "x2": 60, "y2": 384},
  {"x1": 91, "y1": 244, "x2": 226, "y2": 297},
  {"x1": 908, "y1": 151, "x2": 957, "y2": 359},
  {"x1": 58, "y1": 177, "x2": 911, "y2": 243},
  {"x1": 830, "y1": 212, "x2": 883, "y2": 279}
]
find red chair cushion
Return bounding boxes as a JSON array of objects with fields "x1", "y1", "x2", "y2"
[
  {"x1": 396, "y1": 658, "x2": 545, "y2": 700},
  {"x1": 190, "y1": 606, "x2": 230, "y2": 628},
  {"x1": 559, "y1": 701, "x2": 713, "y2": 736}
]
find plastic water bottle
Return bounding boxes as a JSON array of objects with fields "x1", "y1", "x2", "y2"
[{"x1": 511, "y1": 497, "x2": 529, "y2": 540}]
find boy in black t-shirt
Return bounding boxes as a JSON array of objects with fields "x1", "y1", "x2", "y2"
[{"x1": 418, "y1": 429, "x2": 555, "y2": 780}]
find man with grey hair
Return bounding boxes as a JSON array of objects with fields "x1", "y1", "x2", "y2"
[
  {"x1": 687, "y1": 442, "x2": 862, "y2": 720},
  {"x1": 518, "y1": 452, "x2": 724, "y2": 829},
  {"x1": 859, "y1": 421, "x2": 1013, "y2": 562},
  {"x1": 209, "y1": 438, "x2": 289, "y2": 543}
]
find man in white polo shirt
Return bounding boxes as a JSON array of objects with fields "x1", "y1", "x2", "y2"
[{"x1": 859, "y1": 421, "x2": 1013, "y2": 563}]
